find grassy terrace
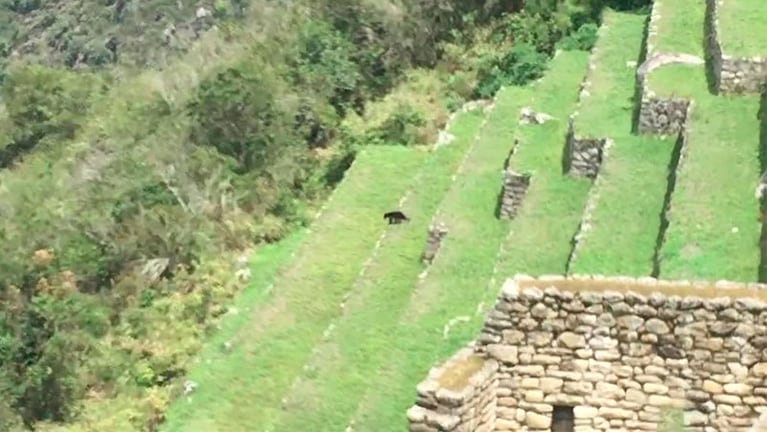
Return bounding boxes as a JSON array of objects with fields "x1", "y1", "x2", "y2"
[
  {"x1": 567, "y1": 11, "x2": 674, "y2": 276},
  {"x1": 649, "y1": 65, "x2": 761, "y2": 282},
  {"x1": 347, "y1": 51, "x2": 589, "y2": 431},
  {"x1": 652, "y1": 0, "x2": 705, "y2": 56},
  {"x1": 717, "y1": 0, "x2": 767, "y2": 56},
  {"x1": 161, "y1": 146, "x2": 427, "y2": 431},
  {"x1": 262, "y1": 110, "x2": 486, "y2": 431},
  {"x1": 491, "y1": 50, "x2": 592, "y2": 277}
]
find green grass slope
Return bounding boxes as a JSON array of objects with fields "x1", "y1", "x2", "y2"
[
  {"x1": 646, "y1": 3, "x2": 762, "y2": 281},
  {"x1": 263, "y1": 109, "x2": 486, "y2": 432},
  {"x1": 717, "y1": 0, "x2": 767, "y2": 56},
  {"x1": 663, "y1": 95, "x2": 762, "y2": 282},
  {"x1": 491, "y1": 50, "x2": 592, "y2": 277},
  {"x1": 160, "y1": 145, "x2": 427, "y2": 431},
  {"x1": 346, "y1": 51, "x2": 589, "y2": 432},
  {"x1": 652, "y1": 0, "x2": 705, "y2": 56},
  {"x1": 567, "y1": 10, "x2": 675, "y2": 276}
]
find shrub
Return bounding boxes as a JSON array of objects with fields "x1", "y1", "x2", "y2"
[
  {"x1": 376, "y1": 105, "x2": 427, "y2": 146},
  {"x1": 558, "y1": 22, "x2": 599, "y2": 51},
  {"x1": 187, "y1": 60, "x2": 301, "y2": 174},
  {"x1": 291, "y1": 20, "x2": 361, "y2": 117},
  {"x1": 0, "y1": 64, "x2": 102, "y2": 165},
  {"x1": 475, "y1": 42, "x2": 548, "y2": 98},
  {"x1": 342, "y1": 69, "x2": 448, "y2": 146}
]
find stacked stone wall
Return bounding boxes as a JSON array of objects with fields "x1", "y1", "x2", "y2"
[
  {"x1": 408, "y1": 348, "x2": 498, "y2": 432},
  {"x1": 706, "y1": 0, "x2": 767, "y2": 94},
  {"x1": 705, "y1": 0, "x2": 724, "y2": 92},
  {"x1": 758, "y1": 93, "x2": 767, "y2": 283},
  {"x1": 498, "y1": 170, "x2": 531, "y2": 219},
  {"x1": 637, "y1": 93, "x2": 691, "y2": 135},
  {"x1": 421, "y1": 223, "x2": 448, "y2": 266},
  {"x1": 718, "y1": 57, "x2": 767, "y2": 95},
  {"x1": 564, "y1": 120, "x2": 607, "y2": 179},
  {"x1": 408, "y1": 274, "x2": 767, "y2": 432}
]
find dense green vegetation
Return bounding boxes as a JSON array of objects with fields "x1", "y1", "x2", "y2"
[
  {"x1": 10, "y1": 0, "x2": 762, "y2": 428},
  {"x1": 0, "y1": 0, "x2": 632, "y2": 430},
  {"x1": 3, "y1": 0, "x2": 763, "y2": 426}
]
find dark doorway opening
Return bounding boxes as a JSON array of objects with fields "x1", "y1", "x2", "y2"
[{"x1": 551, "y1": 405, "x2": 575, "y2": 432}]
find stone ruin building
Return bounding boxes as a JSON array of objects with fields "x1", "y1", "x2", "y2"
[{"x1": 408, "y1": 274, "x2": 767, "y2": 432}]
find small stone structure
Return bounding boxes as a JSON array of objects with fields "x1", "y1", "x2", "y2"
[
  {"x1": 637, "y1": 92, "x2": 692, "y2": 135},
  {"x1": 635, "y1": 0, "x2": 702, "y2": 136},
  {"x1": 564, "y1": 119, "x2": 608, "y2": 179},
  {"x1": 421, "y1": 223, "x2": 448, "y2": 265},
  {"x1": 757, "y1": 170, "x2": 767, "y2": 202},
  {"x1": 408, "y1": 274, "x2": 767, "y2": 432},
  {"x1": 635, "y1": 52, "x2": 699, "y2": 135},
  {"x1": 562, "y1": 27, "x2": 609, "y2": 180},
  {"x1": 706, "y1": 0, "x2": 767, "y2": 94},
  {"x1": 409, "y1": 347, "x2": 498, "y2": 432},
  {"x1": 519, "y1": 107, "x2": 555, "y2": 125},
  {"x1": 498, "y1": 170, "x2": 531, "y2": 219},
  {"x1": 713, "y1": 56, "x2": 767, "y2": 95}
]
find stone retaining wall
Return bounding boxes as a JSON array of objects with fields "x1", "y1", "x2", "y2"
[
  {"x1": 564, "y1": 23, "x2": 608, "y2": 179},
  {"x1": 637, "y1": 89, "x2": 692, "y2": 135},
  {"x1": 706, "y1": 0, "x2": 767, "y2": 94},
  {"x1": 718, "y1": 57, "x2": 767, "y2": 95},
  {"x1": 758, "y1": 93, "x2": 767, "y2": 283},
  {"x1": 564, "y1": 120, "x2": 607, "y2": 179},
  {"x1": 408, "y1": 274, "x2": 767, "y2": 432},
  {"x1": 705, "y1": 0, "x2": 724, "y2": 92},
  {"x1": 421, "y1": 223, "x2": 448, "y2": 266},
  {"x1": 498, "y1": 170, "x2": 531, "y2": 219},
  {"x1": 408, "y1": 348, "x2": 498, "y2": 432}
]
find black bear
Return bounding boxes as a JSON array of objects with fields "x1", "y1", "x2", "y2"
[{"x1": 383, "y1": 210, "x2": 410, "y2": 224}]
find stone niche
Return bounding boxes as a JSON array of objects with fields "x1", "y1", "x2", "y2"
[
  {"x1": 421, "y1": 223, "x2": 448, "y2": 266},
  {"x1": 498, "y1": 170, "x2": 531, "y2": 220},
  {"x1": 564, "y1": 122, "x2": 608, "y2": 179},
  {"x1": 706, "y1": 0, "x2": 767, "y2": 95},
  {"x1": 408, "y1": 274, "x2": 767, "y2": 432}
]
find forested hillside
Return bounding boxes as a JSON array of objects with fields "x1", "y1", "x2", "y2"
[{"x1": 0, "y1": 0, "x2": 644, "y2": 430}]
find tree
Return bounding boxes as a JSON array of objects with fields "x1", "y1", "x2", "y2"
[
  {"x1": 0, "y1": 64, "x2": 101, "y2": 166},
  {"x1": 187, "y1": 60, "x2": 299, "y2": 175}
]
